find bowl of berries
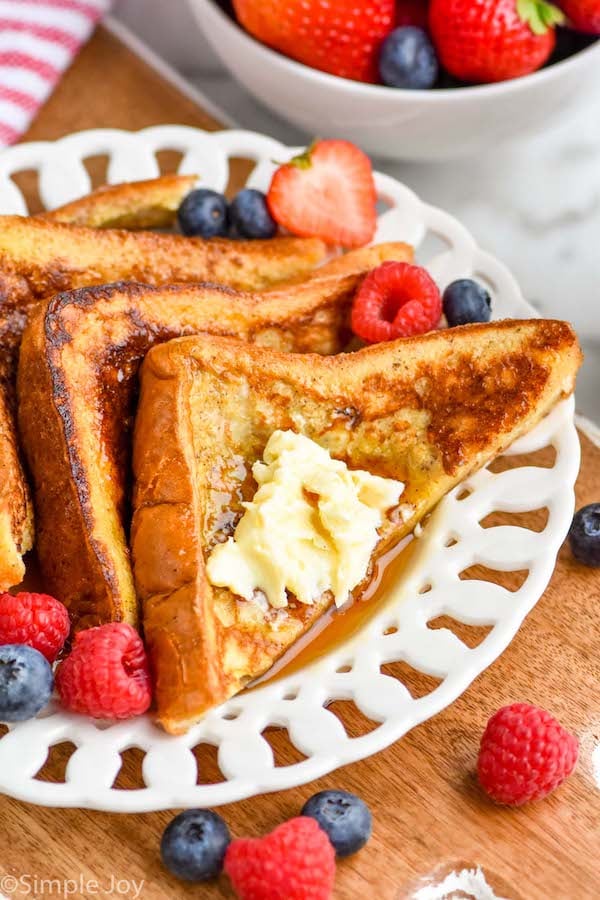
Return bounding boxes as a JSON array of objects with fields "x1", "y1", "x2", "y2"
[{"x1": 188, "y1": 0, "x2": 600, "y2": 161}]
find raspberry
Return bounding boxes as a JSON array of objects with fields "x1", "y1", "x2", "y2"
[
  {"x1": 351, "y1": 261, "x2": 442, "y2": 343},
  {"x1": 56, "y1": 623, "x2": 152, "y2": 719},
  {"x1": 0, "y1": 592, "x2": 70, "y2": 663},
  {"x1": 224, "y1": 817, "x2": 336, "y2": 900},
  {"x1": 477, "y1": 703, "x2": 579, "y2": 806}
]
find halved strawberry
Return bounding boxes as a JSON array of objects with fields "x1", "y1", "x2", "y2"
[{"x1": 267, "y1": 140, "x2": 378, "y2": 248}]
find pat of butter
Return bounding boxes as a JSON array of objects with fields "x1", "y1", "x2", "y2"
[{"x1": 206, "y1": 430, "x2": 404, "y2": 610}]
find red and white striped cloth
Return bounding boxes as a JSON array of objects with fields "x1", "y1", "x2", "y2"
[{"x1": 0, "y1": 0, "x2": 113, "y2": 147}]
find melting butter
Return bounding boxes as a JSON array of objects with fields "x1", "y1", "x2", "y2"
[{"x1": 206, "y1": 430, "x2": 404, "y2": 610}]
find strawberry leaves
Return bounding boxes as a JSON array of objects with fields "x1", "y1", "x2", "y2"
[
  {"x1": 285, "y1": 141, "x2": 318, "y2": 171},
  {"x1": 516, "y1": 0, "x2": 565, "y2": 35}
]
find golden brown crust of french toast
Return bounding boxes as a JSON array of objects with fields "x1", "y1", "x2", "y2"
[
  {"x1": 0, "y1": 214, "x2": 326, "y2": 593},
  {"x1": 17, "y1": 241, "x2": 413, "y2": 631},
  {"x1": 0, "y1": 269, "x2": 35, "y2": 586},
  {"x1": 0, "y1": 215, "x2": 327, "y2": 365},
  {"x1": 0, "y1": 386, "x2": 33, "y2": 589},
  {"x1": 36, "y1": 174, "x2": 199, "y2": 230},
  {"x1": 130, "y1": 320, "x2": 582, "y2": 733}
]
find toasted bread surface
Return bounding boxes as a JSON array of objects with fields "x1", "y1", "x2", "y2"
[
  {"x1": 0, "y1": 269, "x2": 37, "y2": 586},
  {"x1": 0, "y1": 214, "x2": 327, "y2": 591},
  {"x1": 37, "y1": 174, "x2": 199, "y2": 230},
  {"x1": 0, "y1": 386, "x2": 33, "y2": 589},
  {"x1": 130, "y1": 321, "x2": 582, "y2": 733},
  {"x1": 17, "y1": 241, "x2": 412, "y2": 630},
  {"x1": 0, "y1": 215, "x2": 327, "y2": 365}
]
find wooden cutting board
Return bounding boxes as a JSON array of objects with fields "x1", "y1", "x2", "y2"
[{"x1": 1, "y1": 21, "x2": 599, "y2": 900}]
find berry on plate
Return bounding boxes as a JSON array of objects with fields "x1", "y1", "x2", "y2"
[
  {"x1": 229, "y1": 188, "x2": 277, "y2": 239},
  {"x1": 443, "y1": 278, "x2": 492, "y2": 326},
  {"x1": 351, "y1": 261, "x2": 442, "y2": 342},
  {"x1": 379, "y1": 26, "x2": 439, "y2": 89},
  {"x1": 559, "y1": 0, "x2": 600, "y2": 33},
  {"x1": 224, "y1": 816, "x2": 335, "y2": 900},
  {"x1": 568, "y1": 503, "x2": 600, "y2": 566},
  {"x1": 301, "y1": 789, "x2": 372, "y2": 857},
  {"x1": 161, "y1": 809, "x2": 231, "y2": 882},
  {"x1": 267, "y1": 140, "x2": 377, "y2": 248},
  {"x1": 233, "y1": 0, "x2": 395, "y2": 83},
  {"x1": 0, "y1": 644, "x2": 53, "y2": 722},
  {"x1": 177, "y1": 188, "x2": 229, "y2": 238},
  {"x1": 396, "y1": 0, "x2": 430, "y2": 29},
  {"x1": 55, "y1": 622, "x2": 151, "y2": 719},
  {"x1": 0, "y1": 591, "x2": 69, "y2": 663},
  {"x1": 429, "y1": 0, "x2": 565, "y2": 83},
  {"x1": 477, "y1": 702, "x2": 579, "y2": 805}
]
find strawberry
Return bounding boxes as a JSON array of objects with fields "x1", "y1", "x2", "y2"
[
  {"x1": 559, "y1": 0, "x2": 600, "y2": 33},
  {"x1": 396, "y1": 0, "x2": 429, "y2": 29},
  {"x1": 429, "y1": 0, "x2": 565, "y2": 84},
  {"x1": 233, "y1": 0, "x2": 395, "y2": 83},
  {"x1": 267, "y1": 140, "x2": 377, "y2": 248}
]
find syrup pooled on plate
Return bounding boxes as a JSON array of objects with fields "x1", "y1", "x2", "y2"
[{"x1": 251, "y1": 534, "x2": 419, "y2": 688}]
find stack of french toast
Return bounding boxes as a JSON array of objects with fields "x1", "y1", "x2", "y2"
[{"x1": 0, "y1": 173, "x2": 582, "y2": 735}]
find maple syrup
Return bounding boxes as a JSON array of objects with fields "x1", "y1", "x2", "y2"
[{"x1": 251, "y1": 534, "x2": 419, "y2": 687}]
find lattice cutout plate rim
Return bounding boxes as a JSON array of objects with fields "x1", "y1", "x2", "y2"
[{"x1": 0, "y1": 127, "x2": 580, "y2": 811}]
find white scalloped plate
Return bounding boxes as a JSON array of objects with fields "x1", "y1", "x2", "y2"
[{"x1": 0, "y1": 127, "x2": 580, "y2": 811}]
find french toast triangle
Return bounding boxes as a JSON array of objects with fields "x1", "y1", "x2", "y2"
[
  {"x1": 17, "y1": 242, "x2": 412, "y2": 628},
  {"x1": 36, "y1": 174, "x2": 199, "y2": 230},
  {"x1": 0, "y1": 387, "x2": 33, "y2": 588},
  {"x1": 0, "y1": 215, "x2": 328, "y2": 368},
  {"x1": 130, "y1": 320, "x2": 582, "y2": 734},
  {"x1": 0, "y1": 211, "x2": 327, "y2": 590}
]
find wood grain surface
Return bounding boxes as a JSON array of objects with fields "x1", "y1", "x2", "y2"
[{"x1": 0, "y1": 23, "x2": 598, "y2": 900}]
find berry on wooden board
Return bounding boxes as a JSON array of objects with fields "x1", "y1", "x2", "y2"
[
  {"x1": 302, "y1": 789, "x2": 372, "y2": 857},
  {"x1": 568, "y1": 503, "x2": 600, "y2": 566},
  {"x1": 477, "y1": 702, "x2": 579, "y2": 805},
  {"x1": 225, "y1": 816, "x2": 336, "y2": 900},
  {"x1": 161, "y1": 809, "x2": 231, "y2": 882}
]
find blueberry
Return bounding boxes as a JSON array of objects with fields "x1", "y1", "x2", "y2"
[
  {"x1": 379, "y1": 27, "x2": 438, "y2": 90},
  {"x1": 229, "y1": 189, "x2": 277, "y2": 240},
  {"x1": 177, "y1": 189, "x2": 229, "y2": 238},
  {"x1": 0, "y1": 644, "x2": 53, "y2": 722},
  {"x1": 301, "y1": 789, "x2": 372, "y2": 857},
  {"x1": 443, "y1": 279, "x2": 492, "y2": 327},
  {"x1": 569, "y1": 503, "x2": 600, "y2": 567},
  {"x1": 160, "y1": 809, "x2": 231, "y2": 881}
]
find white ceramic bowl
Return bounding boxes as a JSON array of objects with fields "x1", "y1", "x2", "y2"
[{"x1": 187, "y1": 0, "x2": 600, "y2": 161}]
